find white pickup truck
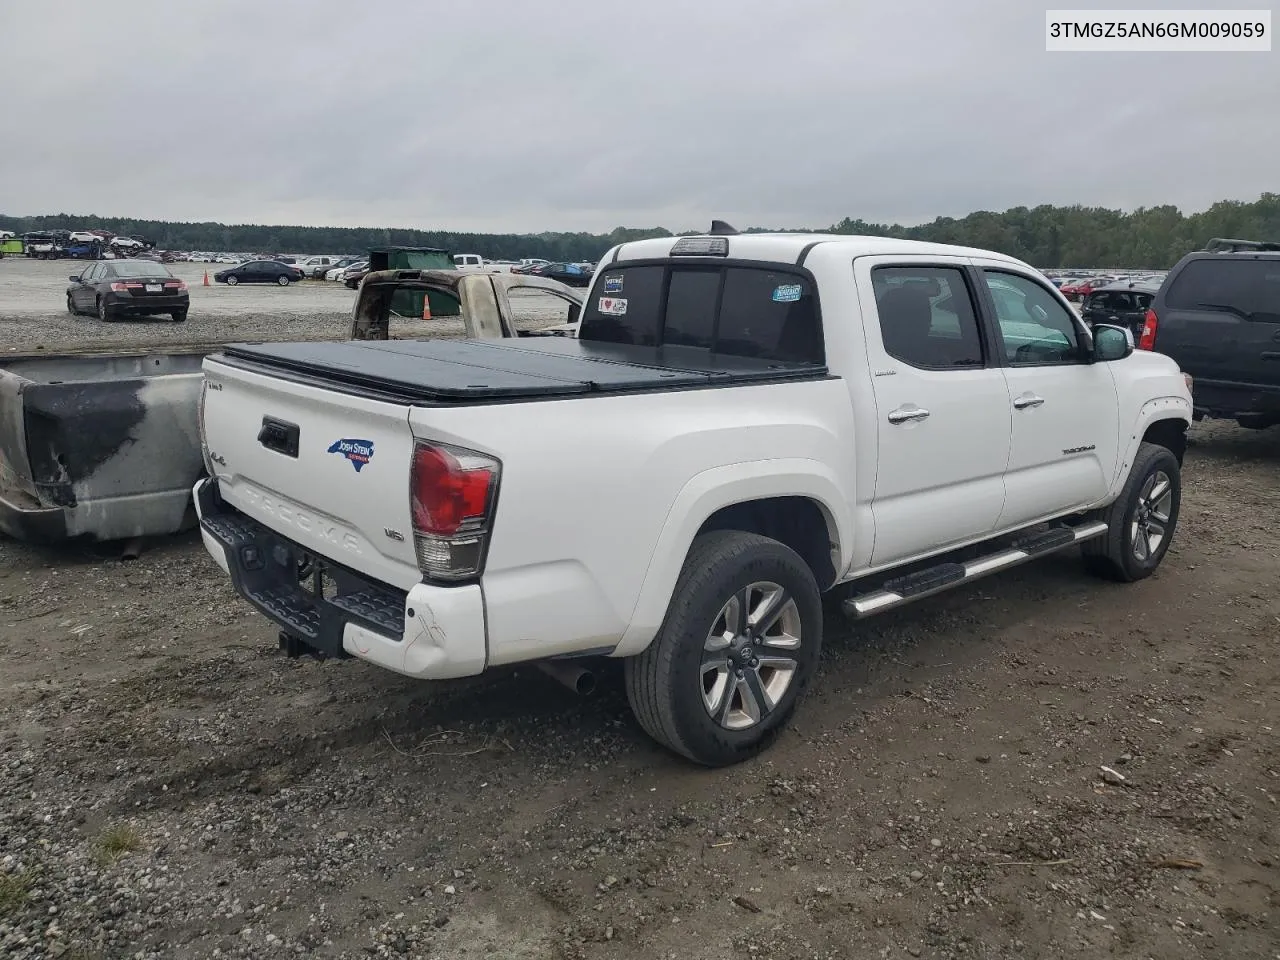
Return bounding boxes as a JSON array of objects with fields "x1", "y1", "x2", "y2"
[{"x1": 194, "y1": 230, "x2": 1193, "y2": 766}]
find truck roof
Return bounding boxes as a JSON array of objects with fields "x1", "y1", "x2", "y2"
[{"x1": 609, "y1": 232, "x2": 1031, "y2": 269}]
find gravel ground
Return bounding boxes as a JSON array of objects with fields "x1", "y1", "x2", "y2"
[
  {"x1": 1, "y1": 420, "x2": 1277, "y2": 960},
  {"x1": 0, "y1": 257, "x2": 571, "y2": 354}
]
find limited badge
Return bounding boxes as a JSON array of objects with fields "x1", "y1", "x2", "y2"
[
  {"x1": 603, "y1": 275, "x2": 623, "y2": 294},
  {"x1": 328, "y1": 438, "x2": 374, "y2": 472},
  {"x1": 772, "y1": 284, "x2": 803, "y2": 303},
  {"x1": 598, "y1": 297, "x2": 628, "y2": 316}
]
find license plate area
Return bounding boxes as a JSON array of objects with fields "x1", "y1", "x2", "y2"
[{"x1": 145, "y1": 283, "x2": 162, "y2": 293}]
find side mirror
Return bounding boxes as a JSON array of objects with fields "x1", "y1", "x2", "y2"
[
  {"x1": 1093, "y1": 324, "x2": 1134, "y2": 362},
  {"x1": 70, "y1": 274, "x2": 81, "y2": 282}
]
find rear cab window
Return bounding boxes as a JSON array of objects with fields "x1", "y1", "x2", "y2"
[{"x1": 578, "y1": 262, "x2": 823, "y2": 364}]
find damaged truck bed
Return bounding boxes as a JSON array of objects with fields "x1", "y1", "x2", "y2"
[
  {"x1": 0, "y1": 348, "x2": 208, "y2": 542},
  {"x1": 0, "y1": 271, "x2": 582, "y2": 544}
]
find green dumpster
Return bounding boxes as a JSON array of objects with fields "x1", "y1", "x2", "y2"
[{"x1": 369, "y1": 247, "x2": 459, "y2": 318}]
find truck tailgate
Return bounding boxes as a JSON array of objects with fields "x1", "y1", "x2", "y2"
[{"x1": 202, "y1": 356, "x2": 421, "y2": 590}]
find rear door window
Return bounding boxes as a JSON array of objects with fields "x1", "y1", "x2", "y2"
[
  {"x1": 579, "y1": 263, "x2": 821, "y2": 363},
  {"x1": 1165, "y1": 259, "x2": 1280, "y2": 321}
]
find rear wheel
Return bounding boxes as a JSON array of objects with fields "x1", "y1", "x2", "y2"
[
  {"x1": 97, "y1": 297, "x2": 114, "y2": 322},
  {"x1": 625, "y1": 531, "x2": 822, "y2": 766},
  {"x1": 277, "y1": 274, "x2": 291, "y2": 286},
  {"x1": 171, "y1": 309, "x2": 188, "y2": 323},
  {"x1": 226, "y1": 275, "x2": 239, "y2": 286},
  {"x1": 1082, "y1": 441, "x2": 1181, "y2": 582}
]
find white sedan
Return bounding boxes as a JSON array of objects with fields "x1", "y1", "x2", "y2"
[{"x1": 324, "y1": 265, "x2": 346, "y2": 281}]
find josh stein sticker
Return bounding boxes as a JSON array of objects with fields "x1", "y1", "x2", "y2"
[
  {"x1": 328, "y1": 438, "x2": 375, "y2": 472},
  {"x1": 598, "y1": 297, "x2": 628, "y2": 316},
  {"x1": 603, "y1": 275, "x2": 624, "y2": 294},
  {"x1": 772, "y1": 284, "x2": 803, "y2": 303}
]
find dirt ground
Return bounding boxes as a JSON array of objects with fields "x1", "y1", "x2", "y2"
[{"x1": 1, "y1": 418, "x2": 1277, "y2": 960}]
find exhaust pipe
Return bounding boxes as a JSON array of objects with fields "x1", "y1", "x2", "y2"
[{"x1": 536, "y1": 660, "x2": 597, "y2": 696}]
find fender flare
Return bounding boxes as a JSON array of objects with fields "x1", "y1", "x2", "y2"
[
  {"x1": 1109, "y1": 395, "x2": 1192, "y2": 497},
  {"x1": 610, "y1": 458, "x2": 852, "y2": 658}
]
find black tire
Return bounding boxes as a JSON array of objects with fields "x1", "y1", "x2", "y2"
[
  {"x1": 66, "y1": 294, "x2": 77, "y2": 316},
  {"x1": 226, "y1": 275, "x2": 239, "y2": 286},
  {"x1": 624, "y1": 531, "x2": 823, "y2": 767},
  {"x1": 277, "y1": 274, "x2": 291, "y2": 286},
  {"x1": 171, "y1": 310, "x2": 188, "y2": 323},
  {"x1": 97, "y1": 297, "x2": 113, "y2": 322},
  {"x1": 1082, "y1": 441, "x2": 1181, "y2": 582}
]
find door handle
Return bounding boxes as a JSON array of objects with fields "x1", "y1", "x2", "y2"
[
  {"x1": 887, "y1": 406, "x2": 930, "y2": 424},
  {"x1": 1013, "y1": 394, "x2": 1045, "y2": 409}
]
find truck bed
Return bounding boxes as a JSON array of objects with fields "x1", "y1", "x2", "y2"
[{"x1": 217, "y1": 337, "x2": 829, "y2": 405}]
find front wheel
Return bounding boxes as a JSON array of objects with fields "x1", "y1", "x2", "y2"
[
  {"x1": 225, "y1": 275, "x2": 238, "y2": 285},
  {"x1": 277, "y1": 274, "x2": 291, "y2": 286},
  {"x1": 625, "y1": 531, "x2": 822, "y2": 766},
  {"x1": 67, "y1": 294, "x2": 77, "y2": 315},
  {"x1": 1082, "y1": 441, "x2": 1181, "y2": 582}
]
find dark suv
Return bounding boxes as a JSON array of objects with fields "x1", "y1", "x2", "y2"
[
  {"x1": 1142, "y1": 238, "x2": 1280, "y2": 429},
  {"x1": 1081, "y1": 279, "x2": 1160, "y2": 337}
]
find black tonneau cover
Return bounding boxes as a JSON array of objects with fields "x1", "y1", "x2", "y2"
[{"x1": 218, "y1": 338, "x2": 828, "y2": 404}]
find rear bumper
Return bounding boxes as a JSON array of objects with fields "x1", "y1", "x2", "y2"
[
  {"x1": 0, "y1": 486, "x2": 66, "y2": 543},
  {"x1": 194, "y1": 478, "x2": 487, "y2": 679},
  {"x1": 105, "y1": 292, "x2": 189, "y2": 313},
  {"x1": 1189, "y1": 378, "x2": 1280, "y2": 420}
]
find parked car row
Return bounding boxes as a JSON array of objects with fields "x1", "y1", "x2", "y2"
[{"x1": 1048, "y1": 271, "x2": 1167, "y2": 302}]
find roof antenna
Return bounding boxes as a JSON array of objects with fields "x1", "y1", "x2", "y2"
[{"x1": 709, "y1": 219, "x2": 739, "y2": 236}]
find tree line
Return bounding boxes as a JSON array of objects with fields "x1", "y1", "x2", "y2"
[{"x1": 3, "y1": 193, "x2": 1277, "y2": 268}]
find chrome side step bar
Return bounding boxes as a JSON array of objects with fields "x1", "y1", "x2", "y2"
[{"x1": 843, "y1": 521, "x2": 1109, "y2": 618}]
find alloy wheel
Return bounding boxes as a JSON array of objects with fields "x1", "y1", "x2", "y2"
[
  {"x1": 700, "y1": 581, "x2": 801, "y2": 731},
  {"x1": 1131, "y1": 470, "x2": 1172, "y2": 562}
]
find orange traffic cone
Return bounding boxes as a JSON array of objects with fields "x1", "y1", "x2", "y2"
[
  {"x1": 202, "y1": 270, "x2": 210, "y2": 286},
  {"x1": 421, "y1": 297, "x2": 432, "y2": 320}
]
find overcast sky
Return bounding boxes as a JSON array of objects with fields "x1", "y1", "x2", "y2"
[{"x1": 0, "y1": 0, "x2": 1275, "y2": 233}]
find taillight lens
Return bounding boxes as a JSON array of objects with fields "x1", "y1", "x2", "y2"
[
  {"x1": 1138, "y1": 309, "x2": 1158, "y2": 350},
  {"x1": 110, "y1": 282, "x2": 128, "y2": 292},
  {"x1": 197, "y1": 378, "x2": 215, "y2": 475},
  {"x1": 409, "y1": 441, "x2": 499, "y2": 581}
]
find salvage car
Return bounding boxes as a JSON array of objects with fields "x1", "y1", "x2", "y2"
[
  {"x1": 67, "y1": 259, "x2": 189, "y2": 322},
  {"x1": 1081, "y1": 279, "x2": 1159, "y2": 336},
  {"x1": 192, "y1": 228, "x2": 1193, "y2": 766},
  {"x1": 215, "y1": 259, "x2": 304, "y2": 285}
]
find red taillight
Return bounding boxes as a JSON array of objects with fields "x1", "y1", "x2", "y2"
[
  {"x1": 1138, "y1": 308, "x2": 1158, "y2": 350},
  {"x1": 110, "y1": 282, "x2": 128, "y2": 292},
  {"x1": 409, "y1": 441, "x2": 499, "y2": 580},
  {"x1": 167, "y1": 279, "x2": 188, "y2": 291}
]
